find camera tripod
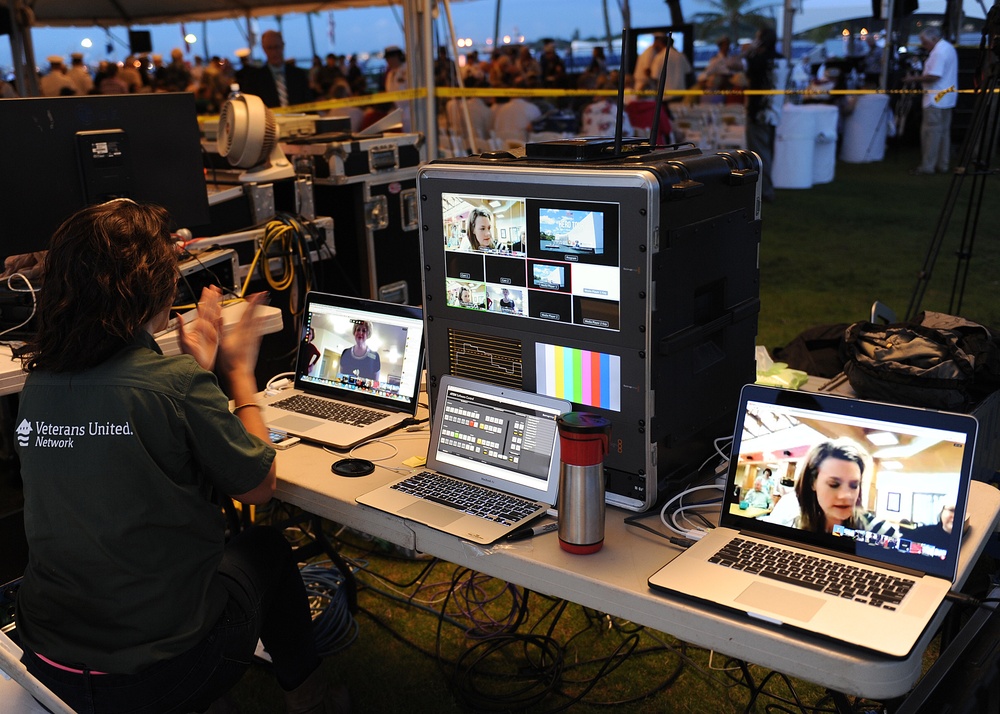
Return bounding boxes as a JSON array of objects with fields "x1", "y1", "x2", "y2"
[{"x1": 906, "y1": 3, "x2": 1000, "y2": 320}]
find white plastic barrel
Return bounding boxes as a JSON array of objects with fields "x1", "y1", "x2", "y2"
[
  {"x1": 772, "y1": 105, "x2": 816, "y2": 189},
  {"x1": 808, "y1": 105, "x2": 839, "y2": 184},
  {"x1": 841, "y1": 94, "x2": 890, "y2": 163}
]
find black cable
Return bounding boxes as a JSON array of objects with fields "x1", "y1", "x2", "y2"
[
  {"x1": 945, "y1": 591, "x2": 1000, "y2": 608},
  {"x1": 622, "y1": 509, "x2": 697, "y2": 548}
]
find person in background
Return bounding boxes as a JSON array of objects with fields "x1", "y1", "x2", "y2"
[
  {"x1": 908, "y1": 504, "x2": 956, "y2": 549},
  {"x1": 298, "y1": 326, "x2": 322, "y2": 376},
  {"x1": 461, "y1": 49, "x2": 485, "y2": 84},
  {"x1": 323, "y1": 79, "x2": 365, "y2": 132},
  {"x1": 160, "y1": 47, "x2": 192, "y2": 93},
  {"x1": 492, "y1": 74, "x2": 542, "y2": 146},
  {"x1": 68, "y1": 52, "x2": 94, "y2": 95},
  {"x1": 515, "y1": 46, "x2": 542, "y2": 85},
  {"x1": 906, "y1": 25, "x2": 958, "y2": 175},
  {"x1": 14, "y1": 199, "x2": 347, "y2": 714},
  {"x1": 346, "y1": 54, "x2": 366, "y2": 95},
  {"x1": 240, "y1": 30, "x2": 313, "y2": 108},
  {"x1": 744, "y1": 477, "x2": 773, "y2": 510},
  {"x1": 234, "y1": 46, "x2": 254, "y2": 88},
  {"x1": 96, "y1": 62, "x2": 130, "y2": 95},
  {"x1": 580, "y1": 73, "x2": 633, "y2": 137},
  {"x1": 0, "y1": 76, "x2": 18, "y2": 98},
  {"x1": 743, "y1": 26, "x2": 784, "y2": 203},
  {"x1": 444, "y1": 75, "x2": 493, "y2": 148},
  {"x1": 649, "y1": 36, "x2": 693, "y2": 104},
  {"x1": 698, "y1": 36, "x2": 739, "y2": 103},
  {"x1": 39, "y1": 55, "x2": 78, "y2": 96},
  {"x1": 434, "y1": 46, "x2": 458, "y2": 87},
  {"x1": 632, "y1": 33, "x2": 667, "y2": 94},
  {"x1": 119, "y1": 55, "x2": 144, "y2": 93},
  {"x1": 588, "y1": 46, "x2": 608, "y2": 78},
  {"x1": 539, "y1": 40, "x2": 567, "y2": 88},
  {"x1": 383, "y1": 45, "x2": 411, "y2": 131},
  {"x1": 339, "y1": 320, "x2": 381, "y2": 383}
]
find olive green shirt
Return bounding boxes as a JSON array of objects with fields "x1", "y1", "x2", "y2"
[{"x1": 14, "y1": 331, "x2": 275, "y2": 674}]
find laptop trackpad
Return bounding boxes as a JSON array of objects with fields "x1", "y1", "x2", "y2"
[
  {"x1": 270, "y1": 415, "x2": 322, "y2": 432},
  {"x1": 735, "y1": 582, "x2": 824, "y2": 622},
  {"x1": 400, "y1": 500, "x2": 465, "y2": 527}
]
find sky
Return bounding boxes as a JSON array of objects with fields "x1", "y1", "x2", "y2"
[{"x1": 0, "y1": 0, "x2": 988, "y2": 70}]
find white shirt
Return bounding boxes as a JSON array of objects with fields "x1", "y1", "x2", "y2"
[
  {"x1": 650, "y1": 47, "x2": 692, "y2": 95},
  {"x1": 492, "y1": 98, "x2": 542, "y2": 144},
  {"x1": 632, "y1": 44, "x2": 660, "y2": 93},
  {"x1": 921, "y1": 39, "x2": 958, "y2": 109},
  {"x1": 384, "y1": 61, "x2": 411, "y2": 131},
  {"x1": 445, "y1": 97, "x2": 493, "y2": 142},
  {"x1": 69, "y1": 65, "x2": 94, "y2": 94},
  {"x1": 39, "y1": 69, "x2": 78, "y2": 97}
]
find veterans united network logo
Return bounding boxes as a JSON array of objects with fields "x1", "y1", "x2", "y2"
[{"x1": 16, "y1": 419, "x2": 32, "y2": 447}]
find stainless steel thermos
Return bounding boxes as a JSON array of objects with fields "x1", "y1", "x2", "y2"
[{"x1": 556, "y1": 412, "x2": 611, "y2": 554}]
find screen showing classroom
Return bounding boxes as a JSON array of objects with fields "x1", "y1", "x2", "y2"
[{"x1": 440, "y1": 193, "x2": 621, "y2": 331}]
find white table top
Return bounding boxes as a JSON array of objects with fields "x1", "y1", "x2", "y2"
[
  {"x1": 0, "y1": 302, "x2": 283, "y2": 396},
  {"x1": 273, "y1": 426, "x2": 1000, "y2": 701}
]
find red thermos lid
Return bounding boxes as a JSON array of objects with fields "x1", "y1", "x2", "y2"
[{"x1": 556, "y1": 412, "x2": 611, "y2": 466}]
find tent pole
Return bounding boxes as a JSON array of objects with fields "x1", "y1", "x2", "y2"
[{"x1": 441, "y1": 0, "x2": 478, "y2": 154}]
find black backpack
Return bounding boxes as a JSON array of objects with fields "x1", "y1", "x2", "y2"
[{"x1": 843, "y1": 312, "x2": 1000, "y2": 411}]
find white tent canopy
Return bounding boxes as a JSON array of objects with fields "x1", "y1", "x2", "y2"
[
  {"x1": 3, "y1": 0, "x2": 444, "y2": 161},
  {"x1": 5, "y1": 1, "x2": 394, "y2": 27}
]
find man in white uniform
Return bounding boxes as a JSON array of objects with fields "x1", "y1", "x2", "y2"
[
  {"x1": 908, "y1": 26, "x2": 958, "y2": 175},
  {"x1": 39, "y1": 56, "x2": 78, "y2": 97}
]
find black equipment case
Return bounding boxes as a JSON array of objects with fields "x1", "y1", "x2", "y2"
[
  {"x1": 285, "y1": 132, "x2": 424, "y2": 303},
  {"x1": 416, "y1": 139, "x2": 762, "y2": 511}
]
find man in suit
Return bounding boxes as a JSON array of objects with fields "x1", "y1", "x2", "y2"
[{"x1": 239, "y1": 30, "x2": 313, "y2": 108}]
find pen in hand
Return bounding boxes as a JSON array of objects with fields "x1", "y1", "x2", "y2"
[{"x1": 506, "y1": 521, "x2": 558, "y2": 542}]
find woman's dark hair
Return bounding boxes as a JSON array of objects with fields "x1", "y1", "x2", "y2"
[
  {"x1": 21, "y1": 200, "x2": 178, "y2": 373},
  {"x1": 465, "y1": 207, "x2": 492, "y2": 250},
  {"x1": 794, "y1": 438, "x2": 869, "y2": 533}
]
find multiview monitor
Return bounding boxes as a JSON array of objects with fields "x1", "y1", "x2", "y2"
[{"x1": 441, "y1": 193, "x2": 621, "y2": 332}]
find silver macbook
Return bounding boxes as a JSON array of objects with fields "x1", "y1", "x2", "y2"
[
  {"x1": 649, "y1": 384, "x2": 977, "y2": 658},
  {"x1": 356, "y1": 376, "x2": 571, "y2": 544},
  {"x1": 259, "y1": 292, "x2": 425, "y2": 450}
]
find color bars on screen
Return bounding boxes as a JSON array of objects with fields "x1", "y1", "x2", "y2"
[{"x1": 535, "y1": 343, "x2": 621, "y2": 412}]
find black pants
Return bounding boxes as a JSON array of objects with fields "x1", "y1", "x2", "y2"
[{"x1": 22, "y1": 525, "x2": 321, "y2": 713}]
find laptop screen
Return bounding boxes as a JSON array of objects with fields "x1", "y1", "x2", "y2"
[
  {"x1": 721, "y1": 385, "x2": 977, "y2": 580},
  {"x1": 427, "y1": 376, "x2": 570, "y2": 505},
  {"x1": 295, "y1": 293, "x2": 424, "y2": 411}
]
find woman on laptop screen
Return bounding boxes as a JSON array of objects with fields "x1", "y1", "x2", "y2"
[
  {"x1": 339, "y1": 319, "x2": 381, "y2": 384},
  {"x1": 463, "y1": 206, "x2": 496, "y2": 251},
  {"x1": 793, "y1": 438, "x2": 896, "y2": 537}
]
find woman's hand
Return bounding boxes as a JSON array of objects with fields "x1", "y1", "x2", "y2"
[
  {"x1": 217, "y1": 292, "x2": 269, "y2": 385},
  {"x1": 178, "y1": 286, "x2": 223, "y2": 371}
]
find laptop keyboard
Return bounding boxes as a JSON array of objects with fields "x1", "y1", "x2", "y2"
[
  {"x1": 392, "y1": 471, "x2": 540, "y2": 526},
  {"x1": 272, "y1": 394, "x2": 385, "y2": 426},
  {"x1": 710, "y1": 538, "x2": 915, "y2": 610}
]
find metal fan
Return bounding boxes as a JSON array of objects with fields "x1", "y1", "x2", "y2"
[{"x1": 216, "y1": 92, "x2": 294, "y2": 182}]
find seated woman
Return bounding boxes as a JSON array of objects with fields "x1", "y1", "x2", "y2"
[
  {"x1": 792, "y1": 437, "x2": 895, "y2": 536},
  {"x1": 14, "y1": 200, "x2": 345, "y2": 713}
]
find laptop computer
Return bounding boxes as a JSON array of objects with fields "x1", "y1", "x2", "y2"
[
  {"x1": 648, "y1": 384, "x2": 978, "y2": 658},
  {"x1": 356, "y1": 375, "x2": 571, "y2": 544},
  {"x1": 259, "y1": 292, "x2": 425, "y2": 450}
]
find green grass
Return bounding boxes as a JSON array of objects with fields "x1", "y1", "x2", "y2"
[
  {"x1": 229, "y1": 141, "x2": 997, "y2": 713},
  {"x1": 233, "y1": 523, "x2": 846, "y2": 714},
  {"x1": 757, "y1": 143, "x2": 1000, "y2": 352}
]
